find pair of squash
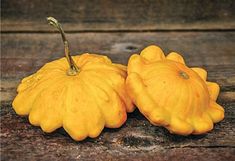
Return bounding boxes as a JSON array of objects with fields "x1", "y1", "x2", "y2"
[{"x1": 12, "y1": 17, "x2": 224, "y2": 141}]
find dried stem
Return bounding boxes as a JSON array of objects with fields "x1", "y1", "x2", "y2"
[{"x1": 47, "y1": 17, "x2": 79, "y2": 76}]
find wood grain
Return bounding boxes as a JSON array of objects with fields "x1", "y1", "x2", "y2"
[
  {"x1": 1, "y1": 105, "x2": 235, "y2": 161},
  {"x1": 2, "y1": 32, "x2": 235, "y2": 64},
  {"x1": 2, "y1": 0, "x2": 235, "y2": 32},
  {"x1": 1, "y1": 32, "x2": 235, "y2": 102}
]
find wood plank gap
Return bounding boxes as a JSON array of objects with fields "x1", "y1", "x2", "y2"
[{"x1": 2, "y1": 29, "x2": 235, "y2": 34}]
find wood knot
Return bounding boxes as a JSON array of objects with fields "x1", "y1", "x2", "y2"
[
  {"x1": 126, "y1": 46, "x2": 138, "y2": 51},
  {"x1": 120, "y1": 135, "x2": 153, "y2": 147}
]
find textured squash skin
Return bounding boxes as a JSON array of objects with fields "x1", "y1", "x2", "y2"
[
  {"x1": 126, "y1": 45, "x2": 224, "y2": 135},
  {"x1": 13, "y1": 53, "x2": 134, "y2": 141}
]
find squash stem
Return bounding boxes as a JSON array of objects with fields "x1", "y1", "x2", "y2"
[
  {"x1": 179, "y1": 71, "x2": 189, "y2": 79},
  {"x1": 47, "y1": 17, "x2": 79, "y2": 76}
]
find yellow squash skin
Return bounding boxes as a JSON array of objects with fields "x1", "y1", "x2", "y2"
[
  {"x1": 126, "y1": 45, "x2": 224, "y2": 135},
  {"x1": 13, "y1": 53, "x2": 134, "y2": 141}
]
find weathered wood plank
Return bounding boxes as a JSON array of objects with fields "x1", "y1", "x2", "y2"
[
  {"x1": 2, "y1": 0, "x2": 235, "y2": 31},
  {"x1": 1, "y1": 32, "x2": 235, "y2": 65},
  {"x1": 1, "y1": 147, "x2": 234, "y2": 161},
  {"x1": 1, "y1": 32, "x2": 235, "y2": 102},
  {"x1": 0, "y1": 105, "x2": 234, "y2": 160}
]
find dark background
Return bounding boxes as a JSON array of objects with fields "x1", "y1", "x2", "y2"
[{"x1": 1, "y1": 0, "x2": 235, "y2": 160}]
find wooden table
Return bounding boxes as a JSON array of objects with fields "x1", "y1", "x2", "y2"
[{"x1": 1, "y1": 1, "x2": 235, "y2": 160}]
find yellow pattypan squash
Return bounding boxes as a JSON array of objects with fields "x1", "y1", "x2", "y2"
[
  {"x1": 126, "y1": 45, "x2": 224, "y2": 135},
  {"x1": 12, "y1": 17, "x2": 134, "y2": 141}
]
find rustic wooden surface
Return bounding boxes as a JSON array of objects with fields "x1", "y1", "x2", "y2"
[
  {"x1": 2, "y1": 0, "x2": 235, "y2": 31},
  {"x1": 1, "y1": 0, "x2": 235, "y2": 160}
]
